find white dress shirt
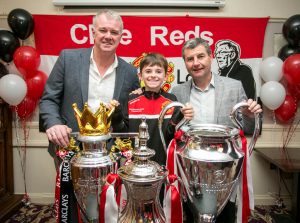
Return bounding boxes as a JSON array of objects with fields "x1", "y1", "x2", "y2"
[
  {"x1": 88, "y1": 48, "x2": 118, "y2": 112},
  {"x1": 189, "y1": 75, "x2": 215, "y2": 125}
]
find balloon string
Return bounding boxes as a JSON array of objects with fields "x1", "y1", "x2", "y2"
[
  {"x1": 281, "y1": 121, "x2": 291, "y2": 161},
  {"x1": 272, "y1": 110, "x2": 291, "y2": 161},
  {"x1": 271, "y1": 110, "x2": 277, "y2": 134},
  {"x1": 22, "y1": 108, "x2": 33, "y2": 205},
  {"x1": 13, "y1": 106, "x2": 30, "y2": 206},
  {"x1": 287, "y1": 118, "x2": 299, "y2": 149},
  {"x1": 271, "y1": 110, "x2": 277, "y2": 125},
  {"x1": 281, "y1": 116, "x2": 300, "y2": 165},
  {"x1": 283, "y1": 120, "x2": 292, "y2": 152}
]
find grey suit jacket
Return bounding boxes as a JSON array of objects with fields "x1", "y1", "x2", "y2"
[
  {"x1": 39, "y1": 47, "x2": 139, "y2": 133},
  {"x1": 171, "y1": 73, "x2": 247, "y2": 127}
]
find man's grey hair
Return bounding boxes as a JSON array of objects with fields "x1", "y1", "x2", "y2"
[
  {"x1": 215, "y1": 39, "x2": 241, "y2": 58},
  {"x1": 93, "y1": 9, "x2": 124, "y2": 32},
  {"x1": 182, "y1": 38, "x2": 212, "y2": 59}
]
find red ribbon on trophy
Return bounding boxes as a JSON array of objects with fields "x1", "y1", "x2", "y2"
[
  {"x1": 166, "y1": 130, "x2": 184, "y2": 175},
  {"x1": 164, "y1": 175, "x2": 183, "y2": 223},
  {"x1": 99, "y1": 173, "x2": 121, "y2": 223},
  {"x1": 164, "y1": 130, "x2": 184, "y2": 223},
  {"x1": 116, "y1": 183, "x2": 127, "y2": 213},
  {"x1": 237, "y1": 130, "x2": 254, "y2": 223}
]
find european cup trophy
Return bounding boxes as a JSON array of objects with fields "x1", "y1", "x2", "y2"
[
  {"x1": 159, "y1": 102, "x2": 260, "y2": 223},
  {"x1": 70, "y1": 102, "x2": 116, "y2": 222}
]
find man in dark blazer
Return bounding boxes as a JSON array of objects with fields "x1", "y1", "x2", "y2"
[{"x1": 39, "y1": 9, "x2": 139, "y2": 169}]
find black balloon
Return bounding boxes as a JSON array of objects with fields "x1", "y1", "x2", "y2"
[
  {"x1": 282, "y1": 14, "x2": 300, "y2": 47},
  {"x1": 0, "y1": 62, "x2": 9, "y2": 78},
  {"x1": 278, "y1": 44, "x2": 300, "y2": 61},
  {"x1": 7, "y1": 8, "x2": 34, "y2": 40},
  {"x1": 0, "y1": 30, "x2": 20, "y2": 63}
]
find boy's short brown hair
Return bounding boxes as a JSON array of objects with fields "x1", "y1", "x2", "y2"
[{"x1": 139, "y1": 53, "x2": 168, "y2": 74}]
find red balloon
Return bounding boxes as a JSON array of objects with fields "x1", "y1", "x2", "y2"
[
  {"x1": 287, "y1": 83, "x2": 300, "y2": 102},
  {"x1": 12, "y1": 96, "x2": 37, "y2": 120},
  {"x1": 26, "y1": 70, "x2": 48, "y2": 100},
  {"x1": 13, "y1": 46, "x2": 41, "y2": 79},
  {"x1": 283, "y1": 54, "x2": 300, "y2": 86},
  {"x1": 274, "y1": 95, "x2": 297, "y2": 123}
]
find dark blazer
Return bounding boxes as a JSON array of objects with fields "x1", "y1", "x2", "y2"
[{"x1": 39, "y1": 47, "x2": 139, "y2": 133}]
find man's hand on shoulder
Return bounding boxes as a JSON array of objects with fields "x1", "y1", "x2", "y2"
[{"x1": 130, "y1": 88, "x2": 142, "y2": 95}]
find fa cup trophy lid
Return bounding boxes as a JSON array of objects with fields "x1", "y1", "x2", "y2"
[{"x1": 117, "y1": 118, "x2": 168, "y2": 182}]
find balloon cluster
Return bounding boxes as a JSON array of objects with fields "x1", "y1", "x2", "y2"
[
  {"x1": 260, "y1": 14, "x2": 300, "y2": 123},
  {"x1": 0, "y1": 8, "x2": 48, "y2": 120},
  {"x1": 278, "y1": 14, "x2": 300, "y2": 61}
]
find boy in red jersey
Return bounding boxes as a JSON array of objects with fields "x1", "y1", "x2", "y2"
[{"x1": 112, "y1": 53, "x2": 194, "y2": 165}]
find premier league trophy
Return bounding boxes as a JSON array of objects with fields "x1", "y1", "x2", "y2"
[
  {"x1": 70, "y1": 102, "x2": 116, "y2": 222},
  {"x1": 118, "y1": 118, "x2": 168, "y2": 223},
  {"x1": 159, "y1": 102, "x2": 260, "y2": 223}
]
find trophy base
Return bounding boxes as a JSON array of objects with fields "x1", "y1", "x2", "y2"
[
  {"x1": 186, "y1": 197, "x2": 218, "y2": 223},
  {"x1": 196, "y1": 214, "x2": 216, "y2": 223}
]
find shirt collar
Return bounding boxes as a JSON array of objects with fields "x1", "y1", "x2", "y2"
[
  {"x1": 192, "y1": 73, "x2": 215, "y2": 92},
  {"x1": 90, "y1": 48, "x2": 119, "y2": 69},
  {"x1": 142, "y1": 87, "x2": 161, "y2": 99}
]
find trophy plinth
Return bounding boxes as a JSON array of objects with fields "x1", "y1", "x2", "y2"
[
  {"x1": 70, "y1": 102, "x2": 116, "y2": 222},
  {"x1": 118, "y1": 118, "x2": 168, "y2": 223}
]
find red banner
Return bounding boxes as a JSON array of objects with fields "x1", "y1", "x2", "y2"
[
  {"x1": 33, "y1": 15, "x2": 268, "y2": 58},
  {"x1": 33, "y1": 15, "x2": 268, "y2": 93}
]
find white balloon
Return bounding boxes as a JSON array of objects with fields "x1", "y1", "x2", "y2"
[
  {"x1": 260, "y1": 56, "x2": 283, "y2": 82},
  {"x1": 0, "y1": 74, "x2": 27, "y2": 106},
  {"x1": 260, "y1": 81, "x2": 286, "y2": 110}
]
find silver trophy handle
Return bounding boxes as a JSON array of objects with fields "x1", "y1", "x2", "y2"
[
  {"x1": 158, "y1": 101, "x2": 188, "y2": 154},
  {"x1": 230, "y1": 101, "x2": 260, "y2": 155}
]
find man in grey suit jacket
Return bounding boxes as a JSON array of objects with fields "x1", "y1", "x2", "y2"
[
  {"x1": 39, "y1": 10, "x2": 139, "y2": 169},
  {"x1": 171, "y1": 38, "x2": 262, "y2": 223},
  {"x1": 172, "y1": 73, "x2": 248, "y2": 127},
  {"x1": 172, "y1": 38, "x2": 261, "y2": 128}
]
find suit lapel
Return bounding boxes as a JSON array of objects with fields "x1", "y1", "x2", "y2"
[
  {"x1": 183, "y1": 80, "x2": 192, "y2": 103},
  {"x1": 113, "y1": 58, "x2": 124, "y2": 100},
  {"x1": 80, "y1": 48, "x2": 92, "y2": 104},
  {"x1": 214, "y1": 74, "x2": 224, "y2": 123}
]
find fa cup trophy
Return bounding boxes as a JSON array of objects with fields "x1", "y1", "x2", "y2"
[
  {"x1": 118, "y1": 118, "x2": 168, "y2": 223},
  {"x1": 159, "y1": 102, "x2": 260, "y2": 223},
  {"x1": 70, "y1": 102, "x2": 116, "y2": 222}
]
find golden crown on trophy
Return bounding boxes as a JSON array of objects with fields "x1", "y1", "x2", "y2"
[{"x1": 72, "y1": 102, "x2": 116, "y2": 136}]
